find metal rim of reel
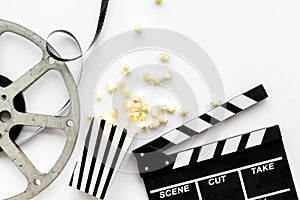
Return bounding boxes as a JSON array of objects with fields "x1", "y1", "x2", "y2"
[{"x1": 0, "y1": 19, "x2": 80, "y2": 199}]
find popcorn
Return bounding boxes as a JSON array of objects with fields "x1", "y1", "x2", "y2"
[
  {"x1": 160, "y1": 104, "x2": 168, "y2": 112},
  {"x1": 142, "y1": 103, "x2": 150, "y2": 112},
  {"x1": 163, "y1": 70, "x2": 173, "y2": 80},
  {"x1": 160, "y1": 52, "x2": 170, "y2": 62},
  {"x1": 99, "y1": 114, "x2": 104, "y2": 119},
  {"x1": 87, "y1": 114, "x2": 94, "y2": 121},
  {"x1": 210, "y1": 99, "x2": 222, "y2": 107},
  {"x1": 134, "y1": 25, "x2": 143, "y2": 33},
  {"x1": 166, "y1": 106, "x2": 176, "y2": 113},
  {"x1": 139, "y1": 112, "x2": 148, "y2": 121},
  {"x1": 153, "y1": 76, "x2": 163, "y2": 84},
  {"x1": 117, "y1": 80, "x2": 126, "y2": 89},
  {"x1": 140, "y1": 122, "x2": 149, "y2": 131},
  {"x1": 143, "y1": 73, "x2": 152, "y2": 81},
  {"x1": 180, "y1": 107, "x2": 188, "y2": 116},
  {"x1": 95, "y1": 92, "x2": 102, "y2": 100},
  {"x1": 143, "y1": 70, "x2": 173, "y2": 84},
  {"x1": 106, "y1": 83, "x2": 116, "y2": 93},
  {"x1": 122, "y1": 65, "x2": 131, "y2": 75},
  {"x1": 109, "y1": 108, "x2": 119, "y2": 118},
  {"x1": 132, "y1": 93, "x2": 143, "y2": 103},
  {"x1": 160, "y1": 104, "x2": 176, "y2": 113},
  {"x1": 150, "y1": 119, "x2": 160, "y2": 129},
  {"x1": 129, "y1": 112, "x2": 139, "y2": 121},
  {"x1": 122, "y1": 89, "x2": 131, "y2": 98},
  {"x1": 150, "y1": 109, "x2": 159, "y2": 119},
  {"x1": 132, "y1": 103, "x2": 142, "y2": 112},
  {"x1": 158, "y1": 118, "x2": 168, "y2": 124}
]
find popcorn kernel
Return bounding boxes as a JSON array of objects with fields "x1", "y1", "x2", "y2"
[
  {"x1": 134, "y1": 25, "x2": 143, "y2": 33},
  {"x1": 122, "y1": 65, "x2": 131, "y2": 75},
  {"x1": 180, "y1": 107, "x2": 188, "y2": 116},
  {"x1": 95, "y1": 92, "x2": 102, "y2": 100},
  {"x1": 87, "y1": 114, "x2": 94, "y2": 121},
  {"x1": 160, "y1": 52, "x2": 170, "y2": 62},
  {"x1": 210, "y1": 99, "x2": 222, "y2": 107},
  {"x1": 150, "y1": 119, "x2": 160, "y2": 129},
  {"x1": 106, "y1": 84, "x2": 116, "y2": 93},
  {"x1": 143, "y1": 73, "x2": 152, "y2": 81}
]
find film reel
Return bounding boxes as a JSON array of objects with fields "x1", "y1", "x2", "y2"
[{"x1": 0, "y1": 19, "x2": 80, "y2": 199}]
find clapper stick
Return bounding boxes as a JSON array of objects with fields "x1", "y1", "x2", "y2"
[{"x1": 133, "y1": 85, "x2": 268, "y2": 175}]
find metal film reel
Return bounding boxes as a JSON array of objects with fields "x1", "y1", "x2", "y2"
[{"x1": 0, "y1": 19, "x2": 80, "y2": 199}]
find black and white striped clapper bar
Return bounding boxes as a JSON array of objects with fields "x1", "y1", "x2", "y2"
[
  {"x1": 133, "y1": 85, "x2": 298, "y2": 200},
  {"x1": 133, "y1": 85, "x2": 269, "y2": 175}
]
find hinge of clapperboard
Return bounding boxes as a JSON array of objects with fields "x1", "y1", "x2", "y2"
[{"x1": 133, "y1": 85, "x2": 268, "y2": 178}]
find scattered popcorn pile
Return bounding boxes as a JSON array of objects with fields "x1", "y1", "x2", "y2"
[{"x1": 90, "y1": 52, "x2": 190, "y2": 131}]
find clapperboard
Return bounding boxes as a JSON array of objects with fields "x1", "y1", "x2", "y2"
[{"x1": 133, "y1": 85, "x2": 299, "y2": 200}]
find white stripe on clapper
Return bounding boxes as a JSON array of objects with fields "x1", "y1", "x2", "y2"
[
  {"x1": 246, "y1": 129, "x2": 266, "y2": 149},
  {"x1": 185, "y1": 118, "x2": 212, "y2": 133},
  {"x1": 173, "y1": 149, "x2": 194, "y2": 169},
  {"x1": 197, "y1": 142, "x2": 218, "y2": 162},
  {"x1": 207, "y1": 106, "x2": 235, "y2": 121},
  {"x1": 162, "y1": 129, "x2": 190, "y2": 145},
  {"x1": 229, "y1": 95, "x2": 257, "y2": 110},
  {"x1": 221, "y1": 135, "x2": 242, "y2": 155}
]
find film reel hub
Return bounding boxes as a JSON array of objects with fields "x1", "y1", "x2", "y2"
[{"x1": 0, "y1": 74, "x2": 26, "y2": 143}]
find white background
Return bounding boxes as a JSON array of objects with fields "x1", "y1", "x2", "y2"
[{"x1": 0, "y1": 0, "x2": 300, "y2": 199}]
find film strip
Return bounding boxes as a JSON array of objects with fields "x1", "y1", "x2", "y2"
[
  {"x1": 133, "y1": 85, "x2": 268, "y2": 175},
  {"x1": 142, "y1": 125, "x2": 298, "y2": 200},
  {"x1": 70, "y1": 118, "x2": 133, "y2": 199}
]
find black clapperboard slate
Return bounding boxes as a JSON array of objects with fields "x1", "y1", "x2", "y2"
[
  {"x1": 142, "y1": 126, "x2": 298, "y2": 200},
  {"x1": 133, "y1": 85, "x2": 299, "y2": 200}
]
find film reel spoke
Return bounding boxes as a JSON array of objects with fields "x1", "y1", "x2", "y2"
[
  {"x1": 0, "y1": 136, "x2": 41, "y2": 179},
  {"x1": 15, "y1": 112, "x2": 67, "y2": 130},
  {"x1": 6, "y1": 60, "x2": 53, "y2": 97}
]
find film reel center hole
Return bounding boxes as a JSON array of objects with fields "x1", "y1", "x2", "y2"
[
  {"x1": 33, "y1": 179, "x2": 42, "y2": 186},
  {"x1": 0, "y1": 111, "x2": 11, "y2": 123}
]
